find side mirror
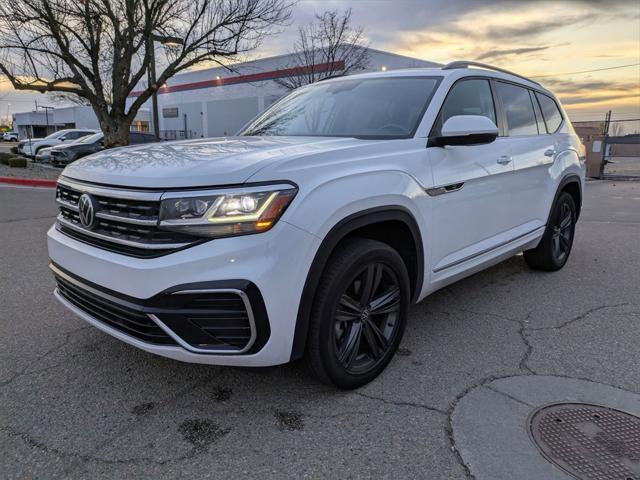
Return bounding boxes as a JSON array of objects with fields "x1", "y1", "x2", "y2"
[
  {"x1": 59, "y1": 136, "x2": 67, "y2": 141},
  {"x1": 429, "y1": 115, "x2": 498, "y2": 147}
]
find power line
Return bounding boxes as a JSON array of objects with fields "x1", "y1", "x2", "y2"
[{"x1": 531, "y1": 63, "x2": 640, "y2": 78}]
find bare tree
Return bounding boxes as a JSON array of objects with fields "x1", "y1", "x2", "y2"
[
  {"x1": 275, "y1": 9, "x2": 369, "y2": 91},
  {"x1": 0, "y1": 0, "x2": 292, "y2": 146}
]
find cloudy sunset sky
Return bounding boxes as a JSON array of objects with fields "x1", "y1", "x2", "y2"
[{"x1": 2, "y1": 0, "x2": 639, "y2": 127}]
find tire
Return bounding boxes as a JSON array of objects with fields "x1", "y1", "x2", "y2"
[
  {"x1": 524, "y1": 191, "x2": 576, "y2": 271},
  {"x1": 305, "y1": 238, "x2": 410, "y2": 389}
]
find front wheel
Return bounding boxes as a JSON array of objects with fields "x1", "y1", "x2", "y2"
[
  {"x1": 524, "y1": 192, "x2": 576, "y2": 271},
  {"x1": 305, "y1": 238, "x2": 410, "y2": 389}
]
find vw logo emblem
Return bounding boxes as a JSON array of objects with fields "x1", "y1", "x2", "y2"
[{"x1": 78, "y1": 193, "x2": 98, "y2": 229}]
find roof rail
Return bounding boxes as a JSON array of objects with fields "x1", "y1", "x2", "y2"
[{"x1": 442, "y1": 61, "x2": 541, "y2": 86}]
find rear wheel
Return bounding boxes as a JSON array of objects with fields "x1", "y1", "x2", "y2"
[
  {"x1": 305, "y1": 238, "x2": 410, "y2": 389},
  {"x1": 524, "y1": 192, "x2": 576, "y2": 271}
]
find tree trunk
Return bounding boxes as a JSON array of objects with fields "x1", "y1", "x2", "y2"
[{"x1": 100, "y1": 116, "x2": 134, "y2": 149}]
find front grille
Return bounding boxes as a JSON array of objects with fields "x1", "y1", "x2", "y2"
[
  {"x1": 55, "y1": 273, "x2": 176, "y2": 345},
  {"x1": 55, "y1": 181, "x2": 202, "y2": 258}
]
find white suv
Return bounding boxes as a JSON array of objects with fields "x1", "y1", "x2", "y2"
[{"x1": 48, "y1": 62, "x2": 585, "y2": 388}]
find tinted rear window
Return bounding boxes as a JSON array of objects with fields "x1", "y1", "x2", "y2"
[{"x1": 535, "y1": 92, "x2": 563, "y2": 133}]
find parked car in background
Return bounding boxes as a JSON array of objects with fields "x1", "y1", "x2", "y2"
[
  {"x1": 3, "y1": 132, "x2": 19, "y2": 142},
  {"x1": 48, "y1": 62, "x2": 585, "y2": 388},
  {"x1": 18, "y1": 129, "x2": 97, "y2": 158},
  {"x1": 50, "y1": 131, "x2": 157, "y2": 167},
  {"x1": 35, "y1": 146, "x2": 56, "y2": 163}
]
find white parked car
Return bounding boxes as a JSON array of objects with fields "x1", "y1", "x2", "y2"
[
  {"x1": 3, "y1": 131, "x2": 19, "y2": 142},
  {"x1": 19, "y1": 129, "x2": 97, "y2": 157},
  {"x1": 48, "y1": 62, "x2": 585, "y2": 388}
]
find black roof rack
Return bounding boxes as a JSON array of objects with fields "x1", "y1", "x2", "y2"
[{"x1": 442, "y1": 61, "x2": 541, "y2": 86}]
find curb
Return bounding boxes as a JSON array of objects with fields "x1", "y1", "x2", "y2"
[{"x1": 0, "y1": 176, "x2": 57, "y2": 188}]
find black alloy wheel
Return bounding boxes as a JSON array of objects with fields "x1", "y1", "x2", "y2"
[
  {"x1": 551, "y1": 201, "x2": 573, "y2": 263},
  {"x1": 306, "y1": 238, "x2": 410, "y2": 389},
  {"x1": 334, "y1": 263, "x2": 401, "y2": 374},
  {"x1": 524, "y1": 191, "x2": 576, "y2": 271}
]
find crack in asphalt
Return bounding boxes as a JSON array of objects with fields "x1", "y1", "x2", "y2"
[
  {"x1": 526, "y1": 303, "x2": 630, "y2": 331},
  {"x1": 0, "y1": 325, "x2": 93, "y2": 387},
  {"x1": 353, "y1": 391, "x2": 448, "y2": 415},
  {"x1": 443, "y1": 374, "x2": 520, "y2": 480}
]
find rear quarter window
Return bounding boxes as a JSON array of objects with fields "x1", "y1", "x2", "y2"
[{"x1": 535, "y1": 92, "x2": 563, "y2": 133}]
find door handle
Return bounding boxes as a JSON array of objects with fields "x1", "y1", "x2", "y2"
[
  {"x1": 544, "y1": 148, "x2": 556, "y2": 157},
  {"x1": 496, "y1": 155, "x2": 512, "y2": 165}
]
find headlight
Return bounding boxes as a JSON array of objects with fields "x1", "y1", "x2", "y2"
[{"x1": 158, "y1": 184, "x2": 297, "y2": 238}]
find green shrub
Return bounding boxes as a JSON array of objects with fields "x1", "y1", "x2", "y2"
[
  {"x1": 0, "y1": 152, "x2": 13, "y2": 164},
  {"x1": 8, "y1": 157, "x2": 27, "y2": 168},
  {"x1": 10, "y1": 146, "x2": 19, "y2": 154}
]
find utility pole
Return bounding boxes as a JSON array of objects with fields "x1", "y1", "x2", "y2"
[{"x1": 603, "y1": 110, "x2": 612, "y2": 136}]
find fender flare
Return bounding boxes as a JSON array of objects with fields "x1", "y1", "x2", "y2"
[
  {"x1": 289, "y1": 206, "x2": 424, "y2": 361},
  {"x1": 548, "y1": 173, "x2": 582, "y2": 225}
]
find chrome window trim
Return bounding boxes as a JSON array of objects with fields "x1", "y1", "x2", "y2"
[
  {"x1": 148, "y1": 288, "x2": 257, "y2": 355},
  {"x1": 56, "y1": 215, "x2": 190, "y2": 250}
]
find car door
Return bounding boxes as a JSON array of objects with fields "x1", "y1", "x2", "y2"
[
  {"x1": 495, "y1": 82, "x2": 560, "y2": 233},
  {"x1": 427, "y1": 78, "x2": 515, "y2": 276}
]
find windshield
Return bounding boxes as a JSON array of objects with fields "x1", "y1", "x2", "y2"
[
  {"x1": 241, "y1": 76, "x2": 441, "y2": 139},
  {"x1": 77, "y1": 133, "x2": 103, "y2": 144}
]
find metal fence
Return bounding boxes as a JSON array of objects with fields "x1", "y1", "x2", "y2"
[{"x1": 159, "y1": 130, "x2": 199, "y2": 141}]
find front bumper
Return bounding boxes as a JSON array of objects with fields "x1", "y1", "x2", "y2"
[{"x1": 48, "y1": 220, "x2": 320, "y2": 366}]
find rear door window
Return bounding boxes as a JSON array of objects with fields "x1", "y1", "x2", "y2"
[
  {"x1": 535, "y1": 92, "x2": 563, "y2": 133},
  {"x1": 495, "y1": 82, "x2": 538, "y2": 136}
]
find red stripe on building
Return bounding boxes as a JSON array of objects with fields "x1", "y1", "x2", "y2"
[{"x1": 129, "y1": 60, "x2": 345, "y2": 97}]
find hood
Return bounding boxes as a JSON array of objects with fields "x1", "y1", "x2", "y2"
[{"x1": 61, "y1": 136, "x2": 373, "y2": 188}]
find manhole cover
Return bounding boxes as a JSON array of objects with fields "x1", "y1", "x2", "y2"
[{"x1": 530, "y1": 403, "x2": 640, "y2": 480}]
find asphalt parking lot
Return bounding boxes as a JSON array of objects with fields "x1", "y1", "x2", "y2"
[{"x1": 1, "y1": 180, "x2": 639, "y2": 479}]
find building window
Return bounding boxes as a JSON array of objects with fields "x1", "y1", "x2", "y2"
[{"x1": 131, "y1": 121, "x2": 150, "y2": 132}]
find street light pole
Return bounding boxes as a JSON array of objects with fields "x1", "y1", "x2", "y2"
[{"x1": 148, "y1": 34, "x2": 184, "y2": 141}]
